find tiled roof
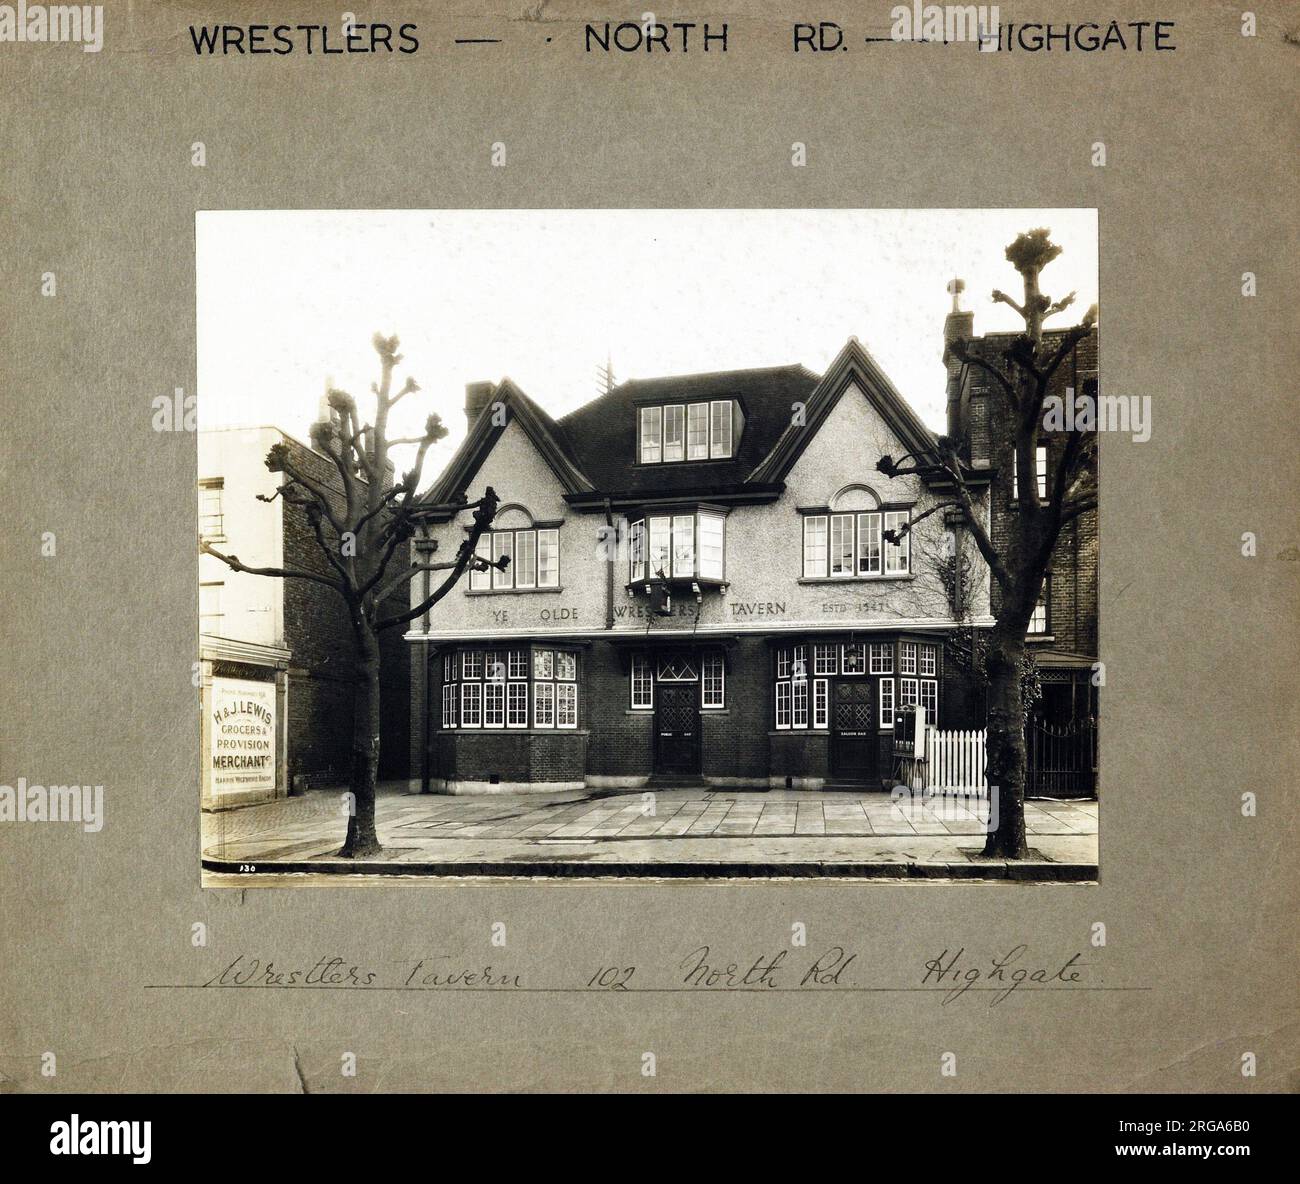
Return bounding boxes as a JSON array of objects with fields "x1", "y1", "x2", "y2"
[
  {"x1": 556, "y1": 365, "x2": 820, "y2": 498},
  {"x1": 421, "y1": 339, "x2": 951, "y2": 515}
]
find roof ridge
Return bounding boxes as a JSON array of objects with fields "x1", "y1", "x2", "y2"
[{"x1": 617, "y1": 361, "x2": 813, "y2": 387}]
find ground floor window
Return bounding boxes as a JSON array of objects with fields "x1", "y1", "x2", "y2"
[
  {"x1": 879, "y1": 677, "x2": 895, "y2": 728},
  {"x1": 441, "y1": 644, "x2": 579, "y2": 730},
  {"x1": 774, "y1": 643, "x2": 824, "y2": 730},
  {"x1": 702, "y1": 653, "x2": 725, "y2": 708},
  {"x1": 899, "y1": 676, "x2": 939, "y2": 726}
]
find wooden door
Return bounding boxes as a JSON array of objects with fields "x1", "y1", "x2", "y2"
[
  {"x1": 831, "y1": 679, "x2": 876, "y2": 781},
  {"x1": 654, "y1": 683, "x2": 700, "y2": 774}
]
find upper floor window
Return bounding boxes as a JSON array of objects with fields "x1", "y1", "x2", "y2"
[
  {"x1": 629, "y1": 510, "x2": 725, "y2": 582},
  {"x1": 199, "y1": 478, "x2": 225, "y2": 541},
  {"x1": 639, "y1": 399, "x2": 743, "y2": 463},
  {"x1": 1012, "y1": 445, "x2": 1049, "y2": 501},
  {"x1": 802, "y1": 510, "x2": 908, "y2": 578},
  {"x1": 470, "y1": 527, "x2": 559, "y2": 591},
  {"x1": 199, "y1": 581, "x2": 223, "y2": 634},
  {"x1": 1028, "y1": 577, "x2": 1049, "y2": 634}
]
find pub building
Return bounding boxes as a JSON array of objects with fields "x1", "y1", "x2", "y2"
[{"x1": 405, "y1": 312, "x2": 1068, "y2": 793}]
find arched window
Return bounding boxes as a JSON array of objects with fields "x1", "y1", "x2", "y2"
[
  {"x1": 801, "y1": 485, "x2": 909, "y2": 578},
  {"x1": 467, "y1": 504, "x2": 561, "y2": 591}
]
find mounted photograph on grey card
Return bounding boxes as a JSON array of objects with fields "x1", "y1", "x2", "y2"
[{"x1": 196, "y1": 209, "x2": 1100, "y2": 884}]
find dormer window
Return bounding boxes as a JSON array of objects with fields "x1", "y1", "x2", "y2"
[{"x1": 639, "y1": 400, "x2": 743, "y2": 463}]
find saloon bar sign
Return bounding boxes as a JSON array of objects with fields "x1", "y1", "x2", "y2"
[{"x1": 209, "y1": 677, "x2": 277, "y2": 793}]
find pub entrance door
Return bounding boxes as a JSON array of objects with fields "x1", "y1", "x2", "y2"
[
  {"x1": 654, "y1": 683, "x2": 701, "y2": 775},
  {"x1": 830, "y1": 679, "x2": 876, "y2": 782}
]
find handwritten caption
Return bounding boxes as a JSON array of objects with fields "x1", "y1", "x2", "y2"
[{"x1": 194, "y1": 943, "x2": 1090, "y2": 1005}]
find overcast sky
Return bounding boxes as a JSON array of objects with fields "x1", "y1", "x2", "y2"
[{"x1": 197, "y1": 208, "x2": 1097, "y2": 482}]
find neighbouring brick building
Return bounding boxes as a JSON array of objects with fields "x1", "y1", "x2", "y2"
[
  {"x1": 199, "y1": 427, "x2": 410, "y2": 808},
  {"x1": 942, "y1": 293, "x2": 1100, "y2": 732},
  {"x1": 405, "y1": 324, "x2": 1021, "y2": 795}
]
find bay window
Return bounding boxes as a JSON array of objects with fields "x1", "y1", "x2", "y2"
[
  {"x1": 672, "y1": 514, "x2": 695, "y2": 576},
  {"x1": 899, "y1": 676, "x2": 939, "y2": 727},
  {"x1": 557, "y1": 683, "x2": 578, "y2": 728},
  {"x1": 879, "y1": 677, "x2": 895, "y2": 729},
  {"x1": 773, "y1": 644, "x2": 825, "y2": 731},
  {"x1": 841, "y1": 643, "x2": 866, "y2": 675},
  {"x1": 441, "y1": 646, "x2": 580, "y2": 731},
  {"x1": 698, "y1": 513, "x2": 724, "y2": 579},
  {"x1": 629, "y1": 510, "x2": 726, "y2": 583}
]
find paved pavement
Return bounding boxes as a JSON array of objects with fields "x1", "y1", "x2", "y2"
[{"x1": 202, "y1": 782, "x2": 1098, "y2": 880}]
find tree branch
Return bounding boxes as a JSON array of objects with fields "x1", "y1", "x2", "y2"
[
  {"x1": 201, "y1": 540, "x2": 344, "y2": 592},
  {"x1": 881, "y1": 500, "x2": 961, "y2": 542},
  {"x1": 1058, "y1": 496, "x2": 1097, "y2": 526},
  {"x1": 376, "y1": 486, "x2": 501, "y2": 631},
  {"x1": 949, "y1": 340, "x2": 1022, "y2": 411},
  {"x1": 991, "y1": 288, "x2": 1025, "y2": 317},
  {"x1": 1039, "y1": 323, "x2": 1094, "y2": 388}
]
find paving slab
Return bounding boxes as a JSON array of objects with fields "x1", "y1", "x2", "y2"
[{"x1": 203, "y1": 782, "x2": 1098, "y2": 881}]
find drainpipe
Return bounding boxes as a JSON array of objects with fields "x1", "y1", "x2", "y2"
[{"x1": 603, "y1": 498, "x2": 615, "y2": 630}]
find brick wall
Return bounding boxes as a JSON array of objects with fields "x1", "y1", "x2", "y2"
[
  {"x1": 586, "y1": 642, "x2": 652, "y2": 776},
  {"x1": 702, "y1": 639, "x2": 769, "y2": 780}
]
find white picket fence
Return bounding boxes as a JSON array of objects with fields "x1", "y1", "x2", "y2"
[{"x1": 924, "y1": 727, "x2": 988, "y2": 796}]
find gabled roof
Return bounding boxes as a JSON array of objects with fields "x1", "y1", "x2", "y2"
[
  {"x1": 420, "y1": 340, "x2": 947, "y2": 515},
  {"x1": 748, "y1": 338, "x2": 938, "y2": 485},
  {"x1": 558, "y1": 364, "x2": 820, "y2": 500},
  {"x1": 422, "y1": 378, "x2": 593, "y2": 515}
]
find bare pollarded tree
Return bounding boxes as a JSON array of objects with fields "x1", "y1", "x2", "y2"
[
  {"x1": 878, "y1": 230, "x2": 1097, "y2": 858},
  {"x1": 201, "y1": 333, "x2": 507, "y2": 856}
]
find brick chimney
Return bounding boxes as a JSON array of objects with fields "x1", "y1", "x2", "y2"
[
  {"x1": 942, "y1": 278, "x2": 973, "y2": 443},
  {"x1": 465, "y1": 381, "x2": 495, "y2": 428}
]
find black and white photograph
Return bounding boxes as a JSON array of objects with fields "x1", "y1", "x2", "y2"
[
  {"x1": 197, "y1": 208, "x2": 1100, "y2": 883},
  {"x1": 5, "y1": 0, "x2": 1297, "y2": 1135}
]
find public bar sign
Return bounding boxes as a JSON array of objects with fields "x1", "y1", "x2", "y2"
[{"x1": 209, "y1": 677, "x2": 277, "y2": 794}]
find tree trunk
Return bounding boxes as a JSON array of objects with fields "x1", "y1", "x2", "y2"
[
  {"x1": 340, "y1": 623, "x2": 382, "y2": 857},
  {"x1": 983, "y1": 617, "x2": 1030, "y2": 859}
]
